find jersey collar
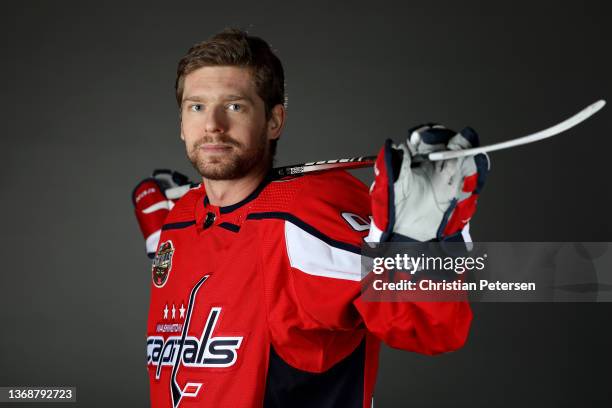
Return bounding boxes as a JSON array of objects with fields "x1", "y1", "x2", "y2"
[{"x1": 196, "y1": 171, "x2": 276, "y2": 231}]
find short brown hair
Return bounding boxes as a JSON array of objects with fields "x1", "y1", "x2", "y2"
[{"x1": 175, "y1": 28, "x2": 286, "y2": 119}]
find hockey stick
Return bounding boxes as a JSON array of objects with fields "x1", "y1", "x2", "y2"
[
  {"x1": 275, "y1": 156, "x2": 378, "y2": 176},
  {"x1": 429, "y1": 99, "x2": 606, "y2": 161},
  {"x1": 274, "y1": 99, "x2": 606, "y2": 177}
]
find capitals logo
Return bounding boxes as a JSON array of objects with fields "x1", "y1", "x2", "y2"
[
  {"x1": 152, "y1": 240, "x2": 175, "y2": 288},
  {"x1": 147, "y1": 275, "x2": 243, "y2": 407}
]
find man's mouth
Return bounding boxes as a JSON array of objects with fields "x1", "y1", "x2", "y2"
[{"x1": 199, "y1": 144, "x2": 234, "y2": 153}]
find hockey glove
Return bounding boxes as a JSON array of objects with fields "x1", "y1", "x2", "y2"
[
  {"x1": 132, "y1": 170, "x2": 194, "y2": 257},
  {"x1": 368, "y1": 124, "x2": 489, "y2": 243}
]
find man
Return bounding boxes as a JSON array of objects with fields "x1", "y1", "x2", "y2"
[{"x1": 133, "y1": 28, "x2": 488, "y2": 408}]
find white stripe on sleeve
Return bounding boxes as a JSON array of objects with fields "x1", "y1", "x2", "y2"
[{"x1": 284, "y1": 221, "x2": 362, "y2": 281}]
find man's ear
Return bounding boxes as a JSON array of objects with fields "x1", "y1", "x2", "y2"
[{"x1": 267, "y1": 104, "x2": 286, "y2": 141}]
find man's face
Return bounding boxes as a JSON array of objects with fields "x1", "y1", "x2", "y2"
[{"x1": 180, "y1": 66, "x2": 279, "y2": 180}]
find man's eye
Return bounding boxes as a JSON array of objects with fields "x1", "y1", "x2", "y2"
[
  {"x1": 190, "y1": 104, "x2": 203, "y2": 112},
  {"x1": 227, "y1": 103, "x2": 242, "y2": 112}
]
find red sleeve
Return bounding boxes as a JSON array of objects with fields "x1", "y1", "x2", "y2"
[
  {"x1": 286, "y1": 170, "x2": 472, "y2": 356},
  {"x1": 354, "y1": 295, "x2": 472, "y2": 355},
  {"x1": 285, "y1": 170, "x2": 370, "y2": 331}
]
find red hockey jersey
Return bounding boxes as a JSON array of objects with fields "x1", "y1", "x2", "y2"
[{"x1": 146, "y1": 170, "x2": 472, "y2": 408}]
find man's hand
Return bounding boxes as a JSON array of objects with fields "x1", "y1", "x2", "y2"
[
  {"x1": 368, "y1": 124, "x2": 490, "y2": 243},
  {"x1": 132, "y1": 170, "x2": 194, "y2": 257}
]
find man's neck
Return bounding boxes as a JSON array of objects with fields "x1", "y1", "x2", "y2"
[{"x1": 203, "y1": 165, "x2": 269, "y2": 207}]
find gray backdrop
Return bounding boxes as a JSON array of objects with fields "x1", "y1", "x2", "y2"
[{"x1": 1, "y1": 0, "x2": 611, "y2": 406}]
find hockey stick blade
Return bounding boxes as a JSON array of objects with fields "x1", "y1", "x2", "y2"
[
  {"x1": 274, "y1": 99, "x2": 606, "y2": 176},
  {"x1": 428, "y1": 99, "x2": 606, "y2": 161}
]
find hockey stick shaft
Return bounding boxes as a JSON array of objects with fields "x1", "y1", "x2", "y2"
[
  {"x1": 274, "y1": 99, "x2": 605, "y2": 176},
  {"x1": 275, "y1": 156, "x2": 377, "y2": 176}
]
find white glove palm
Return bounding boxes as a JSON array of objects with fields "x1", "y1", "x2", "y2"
[{"x1": 369, "y1": 125, "x2": 489, "y2": 243}]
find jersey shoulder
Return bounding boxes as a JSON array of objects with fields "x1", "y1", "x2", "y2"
[
  {"x1": 252, "y1": 171, "x2": 371, "y2": 247},
  {"x1": 251, "y1": 170, "x2": 369, "y2": 215},
  {"x1": 163, "y1": 184, "x2": 204, "y2": 224},
  {"x1": 293, "y1": 170, "x2": 370, "y2": 216}
]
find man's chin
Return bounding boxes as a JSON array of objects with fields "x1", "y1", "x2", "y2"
[
  {"x1": 195, "y1": 159, "x2": 250, "y2": 180},
  {"x1": 189, "y1": 149, "x2": 268, "y2": 180},
  {"x1": 198, "y1": 165, "x2": 239, "y2": 180}
]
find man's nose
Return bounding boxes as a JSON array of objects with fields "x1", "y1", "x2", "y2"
[{"x1": 204, "y1": 106, "x2": 227, "y2": 134}]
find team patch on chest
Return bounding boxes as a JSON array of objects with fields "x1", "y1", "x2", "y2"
[{"x1": 152, "y1": 240, "x2": 175, "y2": 287}]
